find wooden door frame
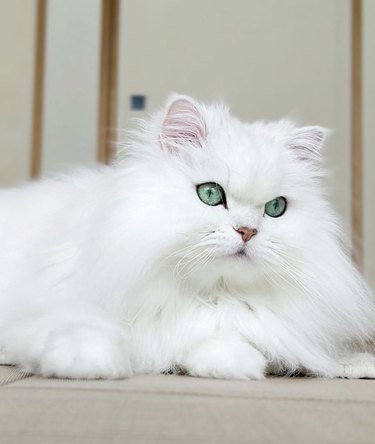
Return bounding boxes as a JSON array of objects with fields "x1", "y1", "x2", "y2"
[
  {"x1": 97, "y1": 0, "x2": 120, "y2": 164},
  {"x1": 31, "y1": 0, "x2": 47, "y2": 178},
  {"x1": 351, "y1": 0, "x2": 363, "y2": 268}
]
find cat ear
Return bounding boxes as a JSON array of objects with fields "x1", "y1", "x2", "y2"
[
  {"x1": 289, "y1": 126, "x2": 329, "y2": 163},
  {"x1": 160, "y1": 95, "x2": 207, "y2": 151}
]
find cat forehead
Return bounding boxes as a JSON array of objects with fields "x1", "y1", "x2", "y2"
[{"x1": 201, "y1": 123, "x2": 290, "y2": 202}]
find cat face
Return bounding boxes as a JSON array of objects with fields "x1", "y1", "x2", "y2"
[{"x1": 132, "y1": 95, "x2": 330, "y2": 287}]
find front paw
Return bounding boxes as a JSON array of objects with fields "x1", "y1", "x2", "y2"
[
  {"x1": 336, "y1": 353, "x2": 375, "y2": 379},
  {"x1": 181, "y1": 338, "x2": 266, "y2": 380},
  {"x1": 37, "y1": 322, "x2": 132, "y2": 379}
]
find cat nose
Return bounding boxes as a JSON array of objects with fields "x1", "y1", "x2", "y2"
[{"x1": 234, "y1": 226, "x2": 258, "y2": 243}]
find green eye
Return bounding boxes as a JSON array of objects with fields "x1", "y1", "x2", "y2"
[
  {"x1": 196, "y1": 182, "x2": 226, "y2": 206},
  {"x1": 264, "y1": 196, "x2": 287, "y2": 218}
]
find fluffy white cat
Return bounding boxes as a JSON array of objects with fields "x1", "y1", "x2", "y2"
[{"x1": 1, "y1": 94, "x2": 375, "y2": 380}]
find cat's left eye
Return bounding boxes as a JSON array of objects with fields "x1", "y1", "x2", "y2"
[
  {"x1": 196, "y1": 182, "x2": 226, "y2": 206},
  {"x1": 264, "y1": 196, "x2": 287, "y2": 218}
]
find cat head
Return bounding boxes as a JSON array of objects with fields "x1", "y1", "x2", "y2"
[{"x1": 126, "y1": 94, "x2": 333, "y2": 289}]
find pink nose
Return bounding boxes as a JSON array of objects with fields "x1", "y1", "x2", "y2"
[{"x1": 234, "y1": 226, "x2": 258, "y2": 243}]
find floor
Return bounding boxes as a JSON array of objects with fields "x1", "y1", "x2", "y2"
[{"x1": 1, "y1": 365, "x2": 375, "y2": 443}]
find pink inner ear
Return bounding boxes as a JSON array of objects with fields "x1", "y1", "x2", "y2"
[
  {"x1": 289, "y1": 126, "x2": 327, "y2": 163},
  {"x1": 161, "y1": 98, "x2": 206, "y2": 150}
]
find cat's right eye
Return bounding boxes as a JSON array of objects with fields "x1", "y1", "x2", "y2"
[{"x1": 196, "y1": 182, "x2": 226, "y2": 206}]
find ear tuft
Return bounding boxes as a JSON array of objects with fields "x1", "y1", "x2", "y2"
[
  {"x1": 160, "y1": 95, "x2": 206, "y2": 151},
  {"x1": 289, "y1": 126, "x2": 329, "y2": 162}
]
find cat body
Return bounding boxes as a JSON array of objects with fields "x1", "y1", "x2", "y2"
[{"x1": 1, "y1": 95, "x2": 375, "y2": 379}]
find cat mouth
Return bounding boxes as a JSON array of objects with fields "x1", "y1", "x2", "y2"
[{"x1": 230, "y1": 247, "x2": 248, "y2": 258}]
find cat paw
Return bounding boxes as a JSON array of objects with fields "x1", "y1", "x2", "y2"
[
  {"x1": 336, "y1": 353, "x2": 375, "y2": 379},
  {"x1": 37, "y1": 322, "x2": 132, "y2": 379},
  {"x1": 181, "y1": 338, "x2": 266, "y2": 380}
]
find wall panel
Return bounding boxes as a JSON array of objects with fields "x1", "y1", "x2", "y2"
[
  {"x1": 0, "y1": 0, "x2": 37, "y2": 186},
  {"x1": 41, "y1": 0, "x2": 101, "y2": 175}
]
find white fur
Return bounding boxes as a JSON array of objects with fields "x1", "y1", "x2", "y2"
[{"x1": 1, "y1": 94, "x2": 375, "y2": 380}]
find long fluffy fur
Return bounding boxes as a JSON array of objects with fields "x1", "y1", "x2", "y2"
[{"x1": 1, "y1": 94, "x2": 375, "y2": 379}]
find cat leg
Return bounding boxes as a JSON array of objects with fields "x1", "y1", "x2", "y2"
[
  {"x1": 334, "y1": 353, "x2": 375, "y2": 379},
  {"x1": 180, "y1": 337, "x2": 267, "y2": 380},
  {"x1": 4, "y1": 313, "x2": 132, "y2": 379}
]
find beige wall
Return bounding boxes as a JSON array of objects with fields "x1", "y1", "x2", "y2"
[
  {"x1": 41, "y1": 0, "x2": 101, "y2": 176},
  {"x1": 363, "y1": 0, "x2": 375, "y2": 289},
  {"x1": 118, "y1": 0, "x2": 352, "y2": 231},
  {"x1": 0, "y1": 0, "x2": 36, "y2": 186}
]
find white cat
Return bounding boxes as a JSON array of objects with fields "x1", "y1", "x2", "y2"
[{"x1": 1, "y1": 94, "x2": 375, "y2": 380}]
